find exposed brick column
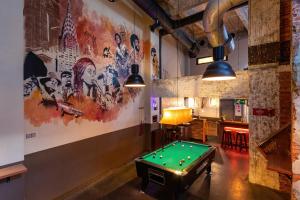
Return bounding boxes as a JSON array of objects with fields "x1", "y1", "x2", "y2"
[{"x1": 248, "y1": 0, "x2": 292, "y2": 191}]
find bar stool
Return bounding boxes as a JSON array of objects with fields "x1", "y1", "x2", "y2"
[
  {"x1": 182, "y1": 123, "x2": 191, "y2": 140},
  {"x1": 235, "y1": 132, "x2": 248, "y2": 151},
  {"x1": 222, "y1": 130, "x2": 233, "y2": 148}
]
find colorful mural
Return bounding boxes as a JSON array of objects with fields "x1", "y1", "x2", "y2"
[
  {"x1": 151, "y1": 47, "x2": 159, "y2": 80},
  {"x1": 23, "y1": 0, "x2": 144, "y2": 127}
]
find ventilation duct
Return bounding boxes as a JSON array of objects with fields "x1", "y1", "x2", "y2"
[{"x1": 203, "y1": 0, "x2": 247, "y2": 53}]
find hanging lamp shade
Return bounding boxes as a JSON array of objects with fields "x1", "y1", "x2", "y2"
[
  {"x1": 160, "y1": 107, "x2": 192, "y2": 125},
  {"x1": 124, "y1": 64, "x2": 146, "y2": 87},
  {"x1": 202, "y1": 46, "x2": 236, "y2": 81}
]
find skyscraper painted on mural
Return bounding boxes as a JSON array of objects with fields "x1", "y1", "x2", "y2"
[{"x1": 58, "y1": 0, "x2": 79, "y2": 72}]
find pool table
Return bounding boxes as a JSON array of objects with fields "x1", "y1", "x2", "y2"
[{"x1": 135, "y1": 140, "x2": 216, "y2": 197}]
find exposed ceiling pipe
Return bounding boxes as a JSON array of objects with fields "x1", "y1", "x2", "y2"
[
  {"x1": 133, "y1": 0, "x2": 200, "y2": 57},
  {"x1": 203, "y1": 0, "x2": 247, "y2": 53},
  {"x1": 172, "y1": 1, "x2": 248, "y2": 29}
]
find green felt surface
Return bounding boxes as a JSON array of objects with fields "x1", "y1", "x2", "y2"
[{"x1": 143, "y1": 141, "x2": 210, "y2": 171}]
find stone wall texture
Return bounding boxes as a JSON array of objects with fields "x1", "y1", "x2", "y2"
[
  {"x1": 247, "y1": 0, "x2": 291, "y2": 192},
  {"x1": 151, "y1": 71, "x2": 249, "y2": 98},
  {"x1": 248, "y1": 67, "x2": 280, "y2": 190},
  {"x1": 249, "y1": 0, "x2": 280, "y2": 46}
]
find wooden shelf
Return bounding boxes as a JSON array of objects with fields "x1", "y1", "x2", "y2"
[{"x1": 0, "y1": 164, "x2": 27, "y2": 180}]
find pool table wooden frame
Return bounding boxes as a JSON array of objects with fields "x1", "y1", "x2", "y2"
[{"x1": 135, "y1": 142, "x2": 216, "y2": 198}]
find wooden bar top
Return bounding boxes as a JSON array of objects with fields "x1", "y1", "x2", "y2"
[
  {"x1": 0, "y1": 164, "x2": 27, "y2": 180},
  {"x1": 220, "y1": 120, "x2": 249, "y2": 126},
  {"x1": 224, "y1": 127, "x2": 249, "y2": 133}
]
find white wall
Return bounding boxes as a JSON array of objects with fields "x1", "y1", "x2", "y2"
[
  {"x1": 161, "y1": 35, "x2": 188, "y2": 78},
  {"x1": 0, "y1": 0, "x2": 24, "y2": 166},
  {"x1": 189, "y1": 34, "x2": 248, "y2": 76},
  {"x1": 148, "y1": 31, "x2": 160, "y2": 123}
]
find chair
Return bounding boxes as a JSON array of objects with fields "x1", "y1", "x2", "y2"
[
  {"x1": 235, "y1": 132, "x2": 248, "y2": 151},
  {"x1": 222, "y1": 130, "x2": 233, "y2": 148}
]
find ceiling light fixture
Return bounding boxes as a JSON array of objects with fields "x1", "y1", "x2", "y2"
[
  {"x1": 202, "y1": 0, "x2": 236, "y2": 81},
  {"x1": 202, "y1": 46, "x2": 236, "y2": 81},
  {"x1": 124, "y1": 13, "x2": 146, "y2": 88}
]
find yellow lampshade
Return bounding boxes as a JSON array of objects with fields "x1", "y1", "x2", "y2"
[{"x1": 160, "y1": 107, "x2": 192, "y2": 125}]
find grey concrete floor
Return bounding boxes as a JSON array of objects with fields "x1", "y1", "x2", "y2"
[{"x1": 101, "y1": 137, "x2": 290, "y2": 200}]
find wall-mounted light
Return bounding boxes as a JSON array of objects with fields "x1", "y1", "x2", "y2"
[{"x1": 196, "y1": 55, "x2": 228, "y2": 65}]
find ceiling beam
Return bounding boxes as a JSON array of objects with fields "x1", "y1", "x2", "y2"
[
  {"x1": 133, "y1": 0, "x2": 200, "y2": 56},
  {"x1": 235, "y1": 6, "x2": 249, "y2": 30},
  {"x1": 166, "y1": 0, "x2": 209, "y2": 16}
]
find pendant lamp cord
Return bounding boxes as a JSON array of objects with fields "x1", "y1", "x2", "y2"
[
  {"x1": 176, "y1": 0, "x2": 179, "y2": 106},
  {"x1": 218, "y1": 0, "x2": 219, "y2": 46},
  {"x1": 133, "y1": 13, "x2": 136, "y2": 64},
  {"x1": 237, "y1": 19, "x2": 240, "y2": 69}
]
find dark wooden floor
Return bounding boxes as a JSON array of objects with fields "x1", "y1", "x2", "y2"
[{"x1": 71, "y1": 137, "x2": 290, "y2": 200}]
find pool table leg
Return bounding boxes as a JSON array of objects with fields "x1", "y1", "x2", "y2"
[
  {"x1": 140, "y1": 178, "x2": 148, "y2": 192},
  {"x1": 169, "y1": 190, "x2": 181, "y2": 200},
  {"x1": 173, "y1": 191, "x2": 180, "y2": 200},
  {"x1": 206, "y1": 162, "x2": 212, "y2": 175}
]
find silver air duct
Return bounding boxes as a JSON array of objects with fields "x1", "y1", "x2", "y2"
[{"x1": 203, "y1": 0, "x2": 247, "y2": 53}]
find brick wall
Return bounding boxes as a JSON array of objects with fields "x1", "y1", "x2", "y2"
[
  {"x1": 248, "y1": 0, "x2": 294, "y2": 192},
  {"x1": 248, "y1": 67, "x2": 281, "y2": 190},
  {"x1": 279, "y1": 72, "x2": 292, "y2": 126},
  {"x1": 151, "y1": 71, "x2": 249, "y2": 98},
  {"x1": 280, "y1": 0, "x2": 291, "y2": 65}
]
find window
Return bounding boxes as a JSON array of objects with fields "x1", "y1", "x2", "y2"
[{"x1": 196, "y1": 56, "x2": 228, "y2": 65}]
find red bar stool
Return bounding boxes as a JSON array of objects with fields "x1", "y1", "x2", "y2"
[
  {"x1": 222, "y1": 130, "x2": 233, "y2": 148},
  {"x1": 235, "y1": 131, "x2": 248, "y2": 151}
]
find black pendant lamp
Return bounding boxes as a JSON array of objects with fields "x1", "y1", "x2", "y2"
[
  {"x1": 202, "y1": 46, "x2": 236, "y2": 81},
  {"x1": 124, "y1": 64, "x2": 145, "y2": 87},
  {"x1": 125, "y1": 12, "x2": 145, "y2": 88}
]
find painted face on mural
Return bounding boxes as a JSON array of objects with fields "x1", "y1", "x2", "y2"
[
  {"x1": 151, "y1": 48, "x2": 157, "y2": 57},
  {"x1": 61, "y1": 71, "x2": 72, "y2": 88},
  {"x1": 103, "y1": 47, "x2": 111, "y2": 58},
  {"x1": 45, "y1": 79, "x2": 59, "y2": 91},
  {"x1": 40, "y1": 77, "x2": 61, "y2": 96},
  {"x1": 82, "y1": 64, "x2": 96, "y2": 85},
  {"x1": 133, "y1": 39, "x2": 140, "y2": 52},
  {"x1": 115, "y1": 33, "x2": 122, "y2": 46},
  {"x1": 130, "y1": 34, "x2": 140, "y2": 52}
]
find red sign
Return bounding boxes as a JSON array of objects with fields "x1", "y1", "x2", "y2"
[{"x1": 253, "y1": 108, "x2": 275, "y2": 117}]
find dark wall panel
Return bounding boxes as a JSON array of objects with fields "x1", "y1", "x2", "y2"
[
  {"x1": 24, "y1": 125, "x2": 150, "y2": 200},
  {"x1": 0, "y1": 175, "x2": 24, "y2": 200}
]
